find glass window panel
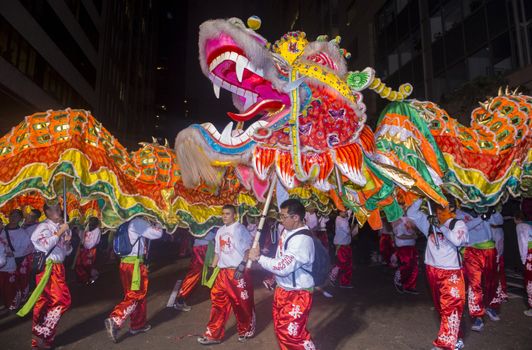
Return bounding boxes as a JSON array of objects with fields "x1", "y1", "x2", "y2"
[
  {"x1": 447, "y1": 60, "x2": 467, "y2": 90},
  {"x1": 8, "y1": 32, "x2": 19, "y2": 65},
  {"x1": 396, "y1": 0, "x2": 410, "y2": 13},
  {"x1": 18, "y1": 41, "x2": 28, "y2": 73},
  {"x1": 445, "y1": 25, "x2": 465, "y2": 65},
  {"x1": 463, "y1": 0, "x2": 484, "y2": 19},
  {"x1": 432, "y1": 38, "x2": 445, "y2": 74},
  {"x1": 409, "y1": 0, "x2": 420, "y2": 29},
  {"x1": 432, "y1": 73, "x2": 447, "y2": 101},
  {"x1": 27, "y1": 49, "x2": 36, "y2": 78},
  {"x1": 487, "y1": 1, "x2": 508, "y2": 38},
  {"x1": 464, "y1": 9, "x2": 487, "y2": 54},
  {"x1": 491, "y1": 31, "x2": 511, "y2": 65},
  {"x1": 443, "y1": 0, "x2": 462, "y2": 33},
  {"x1": 428, "y1": 0, "x2": 441, "y2": 15},
  {"x1": 397, "y1": 6, "x2": 410, "y2": 40},
  {"x1": 467, "y1": 47, "x2": 491, "y2": 79},
  {"x1": 431, "y1": 12, "x2": 444, "y2": 43},
  {"x1": 493, "y1": 57, "x2": 512, "y2": 75},
  {"x1": 388, "y1": 52, "x2": 400, "y2": 75}
]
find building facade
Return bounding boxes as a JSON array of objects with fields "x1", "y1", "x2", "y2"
[
  {"x1": 0, "y1": 0, "x2": 158, "y2": 148},
  {"x1": 337, "y1": 0, "x2": 532, "y2": 124}
]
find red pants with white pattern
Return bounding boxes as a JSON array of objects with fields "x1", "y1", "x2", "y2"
[
  {"x1": 0, "y1": 270, "x2": 17, "y2": 309},
  {"x1": 75, "y1": 247, "x2": 97, "y2": 284},
  {"x1": 109, "y1": 261, "x2": 149, "y2": 330},
  {"x1": 463, "y1": 247, "x2": 497, "y2": 317},
  {"x1": 335, "y1": 245, "x2": 352, "y2": 286},
  {"x1": 426, "y1": 265, "x2": 465, "y2": 350},
  {"x1": 395, "y1": 246, "x2": 418, "y2": 290},
  {"x1": 525, "y1": 248, "x2": 532, "y2": 309},
  {"x1": 32, "y1": 263, "x2": 71, "y2": 348},
  {"x1": 204, "y1": 268, "x2": 255, "y2": 340},
  {"x1": 273, "y1": 287, "x2": 316, "y2": 350},
  {"x1": 178, "y1": 245, "x2": 207, "y2": 299},
  {"x1": 379, "y1": 234, "x2": 395, "y2": 265},
  {"x1": 15, "y1": 254, "x2": 33, "y2": 304},
  {"x1": 490, "y1": 255, "x2": 509, "y2": 308}
]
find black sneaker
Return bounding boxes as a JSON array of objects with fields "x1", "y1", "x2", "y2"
[
  {"x1": 104, "y1": 318, "x2": 118, "y2": 343},
  {"x1": 404, "y1": 288, "x2": 419, "y2": 295},
  {"x1": 129, "y1": 323, "x2": 152, "y2": 335},
  {"x1": 394, "y1": 281, "x2": 404, "y2": 294},
  {"x1": 197, "y1": 336, "x2": 221, "y2": 345}
]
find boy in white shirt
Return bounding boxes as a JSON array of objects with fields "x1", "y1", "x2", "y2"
[
  {"x1": 20, "y1": 203, "x2": 72, "y2": 349},
  {"x1": 197, "y1": 205, "x2": 255, "y2": 345},
  {"x1": 105, "y1": 217, "x2": 163, "y2": 342},
  {"x1": 331, "y1": 210, "x2": 356, "y2": 288},
  {"x1": 392, "y1": 215, "x2": 419, "y2": 294},
  {"x1": 249, "y1": 199, "x2": 316, "y2": 350},
  {"x1": 408, "y1": 198, "x2": 468, "y2": 350}
]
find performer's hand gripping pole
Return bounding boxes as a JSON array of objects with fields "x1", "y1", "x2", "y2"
[{"x1": 234, "y1": 176, "x2": 277, "y2": 279}]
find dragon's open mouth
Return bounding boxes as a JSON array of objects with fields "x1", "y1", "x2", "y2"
[{"x1": 201, "y1": 32, "x2": 291, "y2": 147}]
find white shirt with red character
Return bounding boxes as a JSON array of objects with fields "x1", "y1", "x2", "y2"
[
  {"x1": 407, "y1": 200, "x2": 468, "y2": 270},
  {"x1": 257, "y1": 225, "x2": 315, "y2": 290},
  {"x1": 31, "y1": 219, "x2": 73, "y2": 263},
  {"x1": 82, "y1": 227, "x2": 101, "y2": 249},
  {"x1": 393, "y1": 216, "x2": 417, "y2": 247},
  {"x1": 214, "y1": 222, "x2": 251, "y2": 269}
]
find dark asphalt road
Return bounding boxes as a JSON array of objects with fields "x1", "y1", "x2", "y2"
[{"x1": 0, "y1": 249, "x2": 531, "y2": 350}]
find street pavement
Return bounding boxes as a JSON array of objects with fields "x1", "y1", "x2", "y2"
[{"x1": 0, "y1": 251, "x2": 531, "y2": 350}]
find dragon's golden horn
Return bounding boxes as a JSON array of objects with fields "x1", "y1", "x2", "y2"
[
  {"x1": 164, "y1": 138, "x2": 169, "y2": 147},
  {"x1": 479, "y1": 102, "x2": 489, "y2": 111},
  {"x1": 513, "y1": 87, "x2": 520, "y2": 95},
  {"x1": 151, "y1": 136, "x2": 158, "y2": 144},
  {"x1": 369, "y1": 77, "x2": 413, "y2": 102},
  {"x1": 498, "y1": 86, "x2": 503, "y2": 96},
  {"x1": 505, "y1": 85, "x2": 511, "y2": 95}
]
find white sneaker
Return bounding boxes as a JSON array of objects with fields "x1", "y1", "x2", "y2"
[{"x1": 524, "y1": 309, "x2": 532, "y2": 317}]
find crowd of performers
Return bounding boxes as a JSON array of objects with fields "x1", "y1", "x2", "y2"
[{"x1": 0, "y1": 197, "x2": 531, "y2": 350}]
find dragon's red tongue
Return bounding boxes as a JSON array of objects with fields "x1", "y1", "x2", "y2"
[{"x1": 227, "y1": 100, "x2": 284, "y2": 122}]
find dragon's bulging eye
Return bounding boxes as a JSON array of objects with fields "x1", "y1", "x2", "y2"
[{"x1": 307, "y1": 52, "x2": 338, "y2": 71}]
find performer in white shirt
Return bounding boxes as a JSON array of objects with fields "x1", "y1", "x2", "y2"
[
  {"x1": 392, "y1": 215, "x2": 419, "y2": 294},
  {"x1": 18, "y1": 203, "x2": 72, "y2": 349},
  {"x1": 0, "y1": 218, "x2": 17, "y2": 312},
  {"x1": 0, "y1": 209, "x2": 32, "y2": 310},
  {"x1": 488, "y1": 210, "x2": 508, "y2": 309},
  {"x1": 173, "y1": 227, "x2": 216, "y2": 312},
  {"x1": 75, "y1": 217, "x2": 101, "y2": 285},
  {"x1": 514, "y1": 212, "x2": 532, "y2": 316},
  {"x1": 197, "y1": 205, "x2": 255, "y2": 345},
  {"x1": 456, "y1": 207, "x2": 499, "y2": 329},
  {"x1": 330, "y1": 210, "x2": 356, "y2": 288},
  {"x1": 249, "y1": 199, "x2": 316, "y2": 350},
  {"x1": 408, "y1": 198, "x2": 468, "y2": 350},
  {"x1": 105, "y1": 217, "x2": 163, "y2": 342}
]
